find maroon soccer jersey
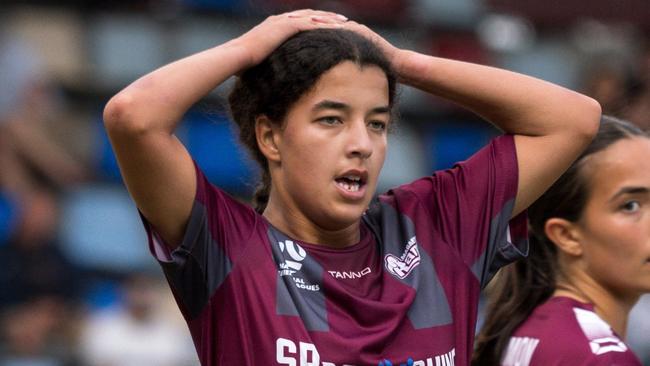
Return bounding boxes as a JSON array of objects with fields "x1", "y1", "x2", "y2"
[
  {"x1": 502, "y1": 297, "x2": 642, "y2": 366},
  {"x1": 143, "y1": 134, "x2": 528, "y2": 366}
]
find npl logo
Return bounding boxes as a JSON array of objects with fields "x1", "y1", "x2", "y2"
[{"x1": 278, "y1": 240, "x2": 307, "y2": 271}]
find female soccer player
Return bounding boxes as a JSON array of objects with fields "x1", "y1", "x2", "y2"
[
  {"x1": 473, "y1": 116, "x2": 647, "y2": 366},
  {"x1": 103, "y1": 10, "x2": 600, "y2": 365}
]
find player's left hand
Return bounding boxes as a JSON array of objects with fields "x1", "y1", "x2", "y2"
[{"x1": 343, "y1": 21, "x2": 402, "y2": 73}]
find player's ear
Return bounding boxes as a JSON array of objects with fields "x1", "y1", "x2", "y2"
[
  {"x1": 255, "y1": 115, "x2": 281, "y2": 163},
  {"x1": 544, "y1": 217, "x2": 583, "y2": 256}
]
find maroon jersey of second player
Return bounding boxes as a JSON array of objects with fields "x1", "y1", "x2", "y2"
[
  {"x1": 143, "y1": 134, "x2": 528, "y2": 366},
  {"x1": 502, "y1": 296, "x2": 642, "y2": 366}
]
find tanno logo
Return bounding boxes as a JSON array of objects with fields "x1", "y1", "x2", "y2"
[
  {"x1": 328, "y1": 267, "x2": 372, "y2": 280},
  {"x1": 384, "y1": 236, "x2": 421, "y2": 279}
]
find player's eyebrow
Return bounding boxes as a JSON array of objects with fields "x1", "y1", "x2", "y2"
[
  {"x1": 313, "y1": 100, "x2": 350, "y2": 112},
  {"x1": 609, "y1": 186, "x2": 650, "y2": 202},
  {"x1": 312, "y1": 100, "x2": 390, "y2": 115}
]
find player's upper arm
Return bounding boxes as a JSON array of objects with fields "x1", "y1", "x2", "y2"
[
  {"x1": 512, "y1": 98, "x2": 601, "y2": 217},
  {"x1": 103, "y1": 93, "x2": 196, "y2": 248}
]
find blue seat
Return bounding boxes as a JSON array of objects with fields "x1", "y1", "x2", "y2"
[
  {"x1": 183, "y1": 111, "x2": 257, "y2": 196},
  {"x1": 96, "y1": 112, "x2": 123, "y2": 183},
  {"x1": 181, "y1": 0, "x2": 253, "y2": 13},
  {"x1": 59, "y1": 186, "x2": 154, "y2": 272},
  {"x1": 424, "y1": 121, "x2": 496, "y2": 171},
  {"x1": 0, "y1": 191, "x2": 20, "y2": 246},
  {"x1": 96, "y1": 109, "x2": 257, "y2": 197}
]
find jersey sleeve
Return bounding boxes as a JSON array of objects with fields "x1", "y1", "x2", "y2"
[
  {"x1": 141, "y1": 162, "x2": 259, "y2": 319},
  {"x1": 580, "y1": 351, "x2": 643, "y2": 366},
  {"x1": 402, "y1": 134, "x2": 528, "y2": 287}
]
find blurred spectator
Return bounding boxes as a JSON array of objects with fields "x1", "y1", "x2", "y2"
[
  {"x1": 623, "y1": 83, "x2": 650, "y2": 130},
  {"x1": 621, "y1": 44, "x2": 650, "y2": 129},
  {"x1": 0, "y1": 29, "x2": 88, "y2": 195},
  {"x1": 0, "y1": 298, "x2": 79, "y2": 366},
  {"x1": 0, "y1": 190, "x2": 82, "y2": 310},
  {"x1": 581, "y1": 45, "x2": 650, "y2": 130},
  {"x1": 582, "y1": 64, "x2": 628, "y2": 116},
  {"x1": 79, "y1": 272, "x2": 198, "y2": 366},
  {"x1": 0, "y1": 23, "x2": 87, "y2": 366}
]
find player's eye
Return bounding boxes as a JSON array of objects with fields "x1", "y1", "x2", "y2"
[
  {"x1": 317, "y1": 116, "x2": 342, "y2": 125},
  {"x1": 620, "y1": 200, "x2": 641, "y2": 213},
  {"x1": 368, "y1": 120, "x2": 387, "y2": 132}
]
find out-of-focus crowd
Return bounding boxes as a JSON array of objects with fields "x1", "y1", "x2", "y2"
[
  {"x1": 583, "y1": 50, "x2": 650, "y2": 130},
  {"x1": 0, "y1": 22, "x2": 198, "y2": 366},
  {"x1": 0, "y1": 1, "x2": 648, "y2": 365}
]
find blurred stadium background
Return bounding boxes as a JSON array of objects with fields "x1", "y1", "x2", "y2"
[{"x1": 0, "y1": 0, "x2": 648, "y2": 364}]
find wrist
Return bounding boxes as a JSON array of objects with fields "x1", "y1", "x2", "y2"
[
  {"x1": 226, "y1": 37, "x2": 258, "y2": 70},
  {"x1": 393, "y1": 50, "x2": 432, "y2": 86},
  {"x1": 391, "y1": 49, "x2": 413, "y2": 83}
]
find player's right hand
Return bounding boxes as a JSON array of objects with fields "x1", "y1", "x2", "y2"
[{"x1": 235, "y1": 9, "x2": 349, "y2": 68}]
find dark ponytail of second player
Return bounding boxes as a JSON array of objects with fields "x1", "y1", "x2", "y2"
[{"x1": 472, "y1": 116, "x2": 647, "y2": 365}]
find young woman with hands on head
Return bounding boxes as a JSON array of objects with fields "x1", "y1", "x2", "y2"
[{"x1": 103, "y1": 9, "x2": 600, "y2": 366}]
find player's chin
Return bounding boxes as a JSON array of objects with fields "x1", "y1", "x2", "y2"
[
  {"x1": 319, "y1": 202, "x2": 366, "y2": 228},
  {"x1": 323, "y1": 184, "x2": 375, "y2": 223}
]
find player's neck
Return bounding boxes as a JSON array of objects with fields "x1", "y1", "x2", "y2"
[
  {"x1": 262, "y1": 198, "x2": 360, "y2": 247},
  {"x1": 554, "y1": 274, "x2": 639, "y2": 338}
]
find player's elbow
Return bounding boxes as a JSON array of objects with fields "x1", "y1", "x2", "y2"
[
  {"x1": 571, "y1": 95, "x2": 601, "y2": 147},
  {"x1": 103, "y1": 92, "x2": 150, "y2": 137}
]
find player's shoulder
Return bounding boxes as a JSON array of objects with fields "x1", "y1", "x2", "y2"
[
  {"x1": 516, "y1": 297, "x2": 640, "y2": 365},
  {"x1": 579, "y1": 351, "x2": 642, "y2": 366},
  {"x1": 568, "y1": 305, "x2": 640, "y2": 365}
]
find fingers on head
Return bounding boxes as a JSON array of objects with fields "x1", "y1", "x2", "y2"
[
  {"x1": 310, "y1": 16, "x2": 347, "y2": 26},
  {"x1": 287, "y1": 9, "x2": 347, "y2": 20}
]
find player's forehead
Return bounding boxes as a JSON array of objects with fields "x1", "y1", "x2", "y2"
[
  {"x1": 583, "y1": 137, "x2": 650, "y2": 201},
  {"x1": 295, "y1": 61, "x2": 390, "y2": 112}
]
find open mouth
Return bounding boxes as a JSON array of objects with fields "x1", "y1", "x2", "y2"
[
  {"x1": 334, "y1": 171, "x2": 368, "y2": 193},
  {"x1": 335, "y1": 176, "x2": 362, "y2": 192}
]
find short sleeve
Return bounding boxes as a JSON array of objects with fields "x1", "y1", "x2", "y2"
[
  {"x1": 140, "y1": 162, "x2": 259, "y2": 319},
  {"x1": 402, "y1": 134, "x2": 528, "y2": 287},
  {"x1": 581, "y1": 351, "x2": 643, "y2": 366}
]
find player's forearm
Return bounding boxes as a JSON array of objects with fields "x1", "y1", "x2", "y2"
[
  {"x1": 395, "y1": 49, "x2": 601, "y2": 138},
  {"x1": 103, "y1": 39, "x2": 251, "y2": 135}
]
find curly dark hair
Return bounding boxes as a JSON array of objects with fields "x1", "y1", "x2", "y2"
[{"x1": 228, "y1": 28, "x2": 397, "y2": 213}]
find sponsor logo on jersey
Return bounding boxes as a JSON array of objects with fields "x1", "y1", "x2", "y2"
[
  {"x1": 502, "y1": 337, "x2": 540, "y2": 366},
  {"x1": 276, "y1": 338, "x2": 455, "y2": 366},
  {"x1": 328, "y1": 267, "x2": 372, "y2": 280},
  {"x1": 278, "y1": 240, "x2": 307, "y2": 273},
  {"x1": 378, "y1": 348, "x2": 455, "y2": 366},
  {"x1": 384, "y1": 236, "x2": 421, "y2": 279},
  {"x1": 277, "y1": 240, "x2": 320, "y2": 292}
]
